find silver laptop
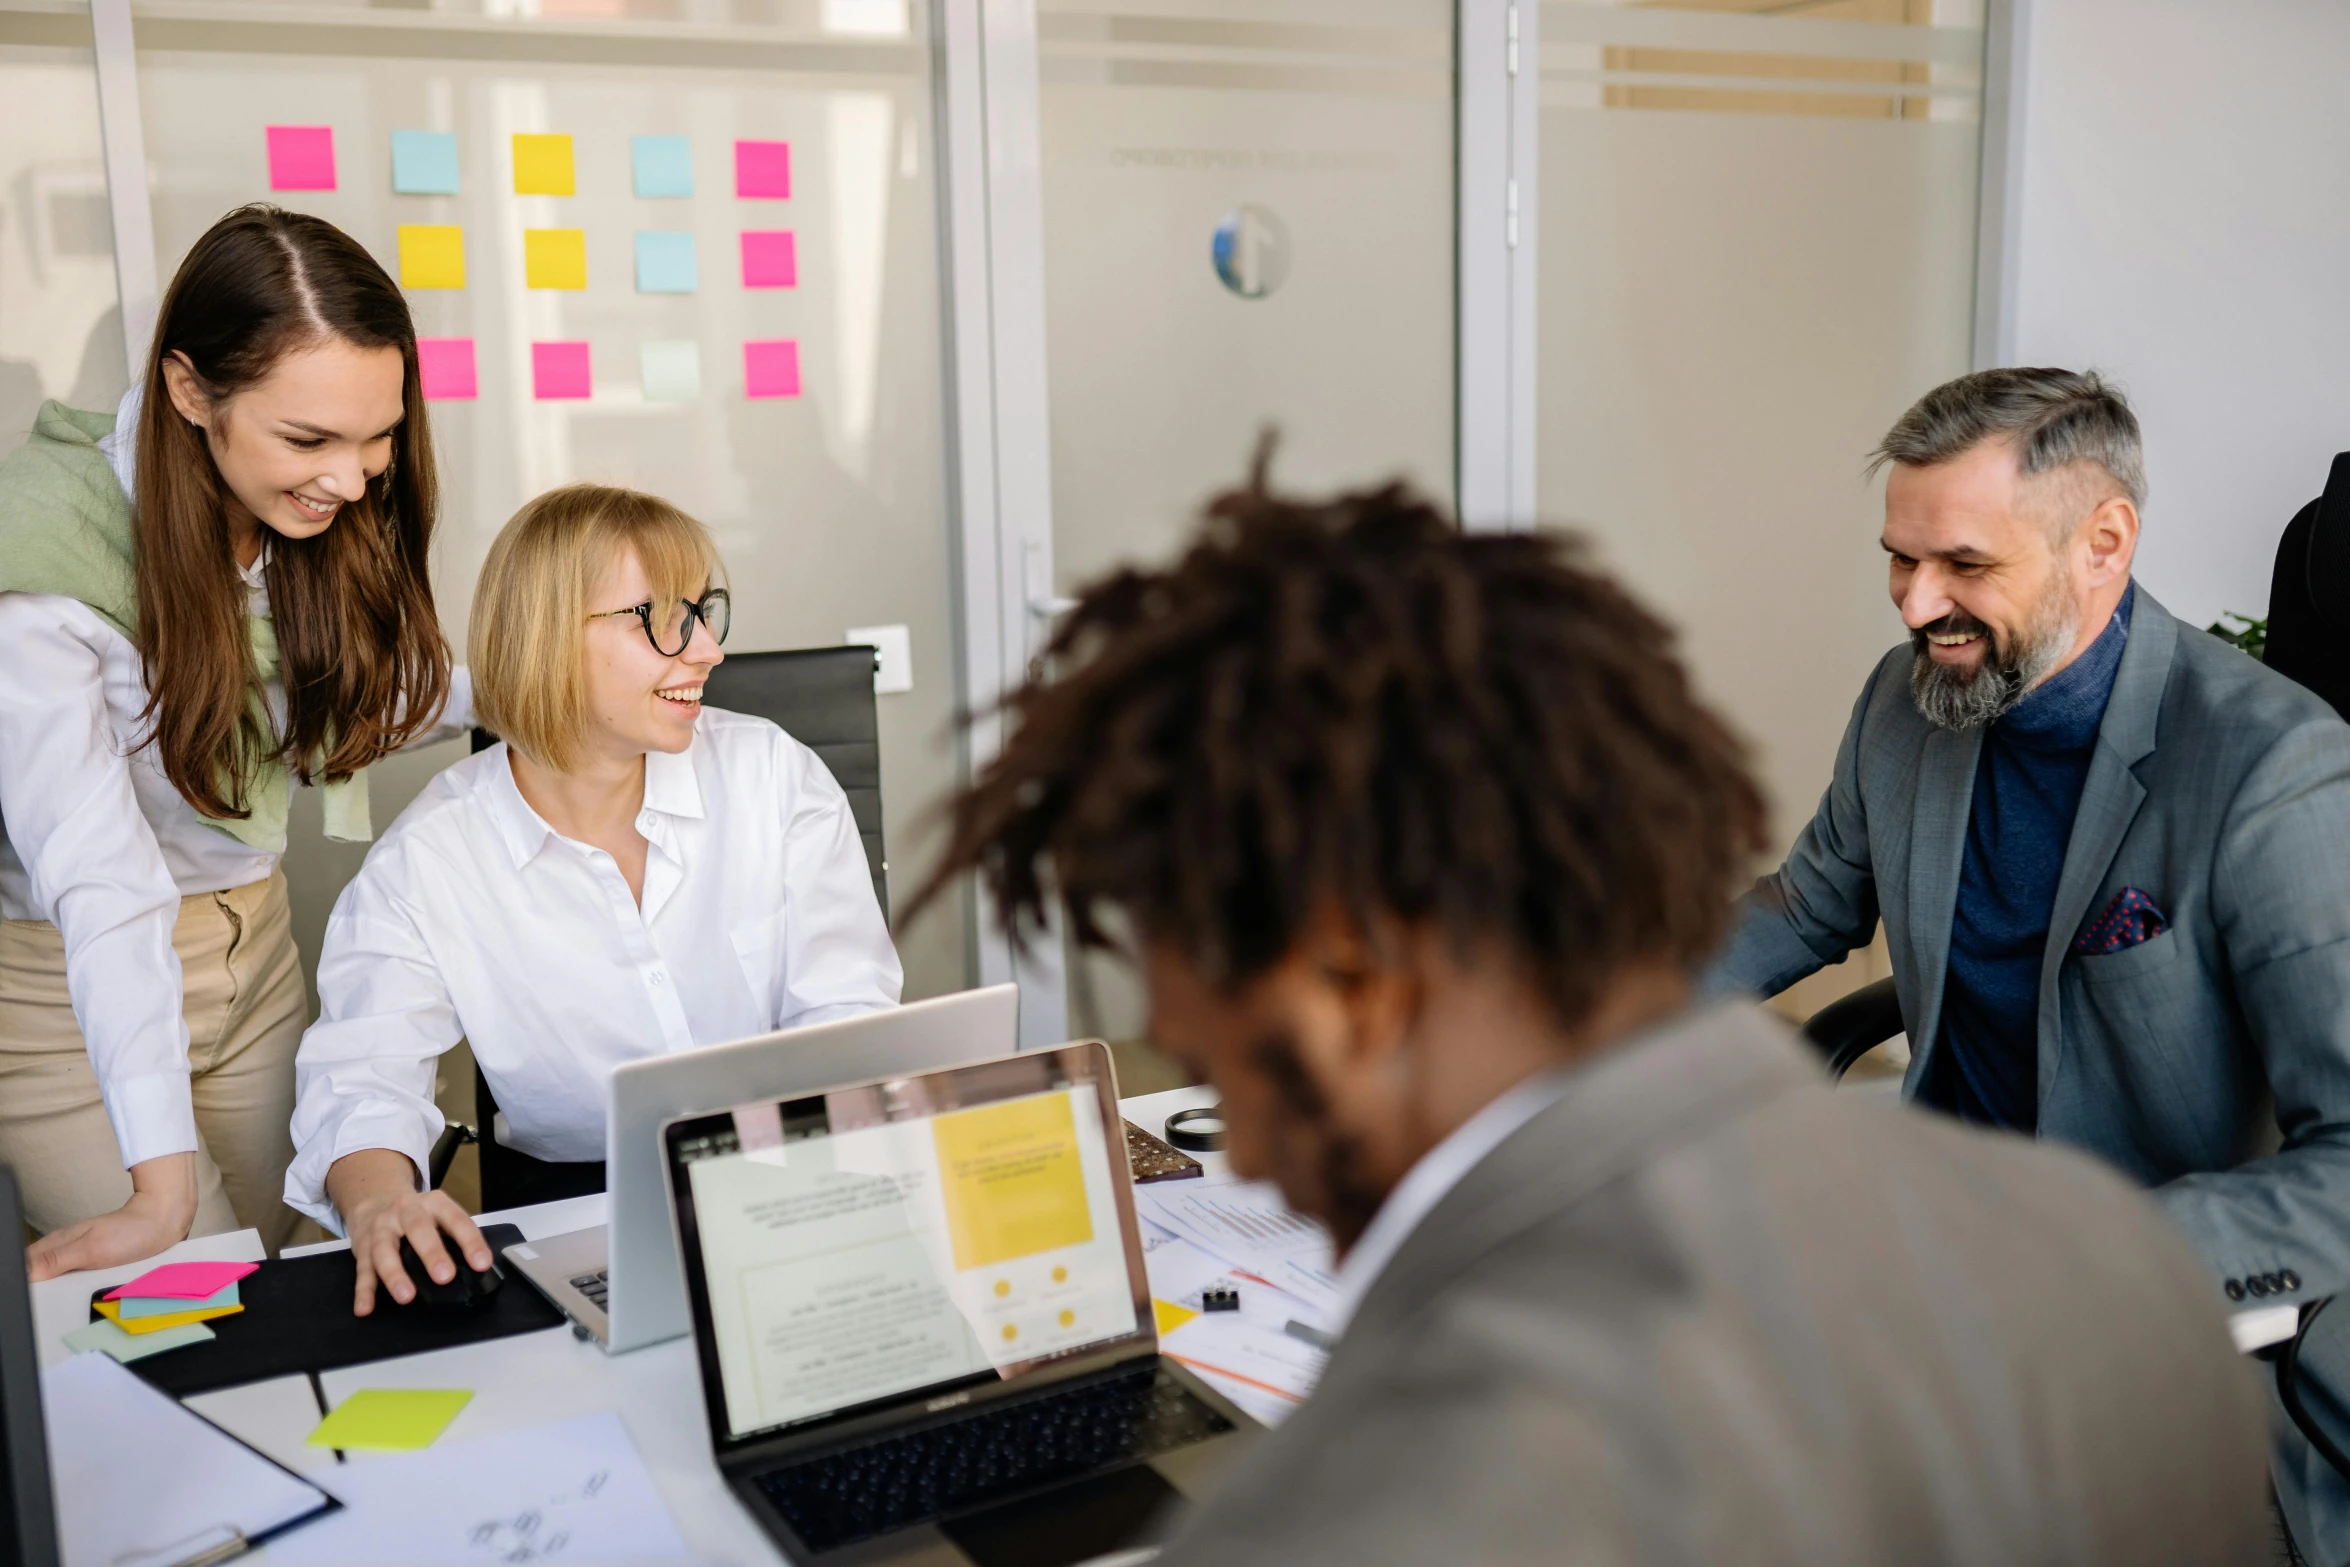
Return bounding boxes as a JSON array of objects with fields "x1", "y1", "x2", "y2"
[
  {"x1": 662, "y1": 1042, "x2": 1259, "y2": 1566},
  {"x1": 504, "y1": 985, "x2": 1019, "y2": 1353}
]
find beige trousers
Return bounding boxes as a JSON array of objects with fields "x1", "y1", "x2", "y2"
[{"x1": 0, "y1": 870, "x2": 306, "y2": 1252}]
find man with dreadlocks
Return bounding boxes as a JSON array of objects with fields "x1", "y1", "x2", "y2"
[{"x1": 910, "y1": 458, "x2": 2266, "y2": 1565}]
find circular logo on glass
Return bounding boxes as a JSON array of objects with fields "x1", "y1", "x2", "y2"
[{"x1": 1212, "y1": 205, "x2": 1291, "y2": 299}]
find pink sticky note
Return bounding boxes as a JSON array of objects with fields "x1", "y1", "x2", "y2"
[
  {"x1": 416, "y1": 337, "x2": 477, "y2": 401},
  {"x1": 532, "y1": 340, "x2": 592, "y2": 400},
  {"x1": 740, "y1": 231, "x2": 797, "y2": 289},
  {"x1": 266, "y1": 126, "x2": 337, "y2": 192},
  {"x1": 734, "y1": 140, "x2": 790, "y2": 199},
  {"x1": 744, "y1": 339, "x2": 801, "y2": 399},
  {"x1": 105, "y1": 1260, "x2": 258, "y2": 1301}
]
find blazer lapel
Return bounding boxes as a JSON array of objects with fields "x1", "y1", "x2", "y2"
[
  {"x1": 2036, "y1": 588, "x2": 2174, "y2": 1098},
  {"x1": 1901, "y1": 723, "x2": 1982, "y2": 1092}
]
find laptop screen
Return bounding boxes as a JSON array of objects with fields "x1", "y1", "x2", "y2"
[{"x1": 667, "y1": 1045, "x2": 1147, "y2": 1444}]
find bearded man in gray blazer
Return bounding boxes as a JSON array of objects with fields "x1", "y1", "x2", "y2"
[
  {"x1": 1709, "y1": 366, "x2": 2350, "y2": 1560},
  {"x1": 916, "y1": 458, "x2": 2267, "y2": 1564}
]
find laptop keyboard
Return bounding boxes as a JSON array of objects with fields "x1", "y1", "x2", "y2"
[
  {"x1": 750, "y1": 1364, "x2": 1231, "y2": 1553},
  {"x1": 568, "y1": 1270, "x2": 609, "y2": 1310}
]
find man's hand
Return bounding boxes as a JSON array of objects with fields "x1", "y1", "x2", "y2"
[
  {"x1": 326, "y1": 1148, "x2": 493, "y2": 1316},
  {"x1": 25, "y1": 1152, "x2": 199, "y2": 1282}
]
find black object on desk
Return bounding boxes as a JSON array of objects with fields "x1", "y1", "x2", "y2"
[
  {"x1": 1, "y1": 1167, "x2": 60, "y2": 1567},
  {"x1": 102, "y1": 1224, "x2": 564, "y2": 1400},
  {"x1": 396, "y1": 1237, "x2": 505, "y2": 1311},
  {"x1": 1163, "y1": 1107, "x2": 1226, "y2": 1153}
]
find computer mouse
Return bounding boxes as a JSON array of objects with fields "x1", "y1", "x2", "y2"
[{"x1": 395, "y1": 1237, "x2": 505, "y2": 1310}]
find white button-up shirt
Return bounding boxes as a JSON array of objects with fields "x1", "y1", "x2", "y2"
[
  {"x1": 0, "y1": 546, "x2": 471, "y2": 1169},
  {"x1": 284, "y1": 707, "x2": 902, "y2": 1230}
]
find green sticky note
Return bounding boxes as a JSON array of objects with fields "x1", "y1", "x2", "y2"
[
  {"x1": 307, "y1": 1388, "x2": 472, "y2": 1452},
  {"x1": 63, "y1": 1316, "x2": 216, "y2": 1363},
  {"x1": 640, "y1": 339, "x2": 701, "y2": 402}
]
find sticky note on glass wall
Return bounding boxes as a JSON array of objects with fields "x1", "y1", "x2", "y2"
[
  {"x1": 632, "y1": 135, "x2": 693, "y2": 198},
  {"x1": 740, "y1": 231, "x2": 796, "y2": 288},
  {"x1": 417, "y1": 338, "x2": 477, "y2": 400},
  {"x1": 524, "y1": 229, "x2": 587, "y2": 290},
  {"x1": 389, "y1": 130, "x2": 459, "y2": 195},
  {"x1": 532, "y1": 341, "x2": 591, "y2": 400},
  {"x1": 634, "y1": 231, "x2": 697, "y2": 294},
  {"x1": 640, "y1": 340, "x2": 701, "y2": 403},
  {"x1": 397, "y1": 225, "x2": 466, "y2": 290},
  {"x1": 734, "y1": 140, "x2": 790, "y2": 199},
  {"x1": 266, "y1": 126, "x2": 336, "y2": 191},
  {"x1": 512, "y1": 134, "x2": 576, "y2": 196},
  {"x1": 744, "y1": 339, "x2": 800, "y2": 399}
]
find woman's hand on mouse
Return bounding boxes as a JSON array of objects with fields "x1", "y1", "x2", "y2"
[{"x1": 324, "y1": 1147, "x2": 494, "y2": 1315}]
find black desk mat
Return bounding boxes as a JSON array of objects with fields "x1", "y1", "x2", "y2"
[{"x1": 99, "y1": 1224, "x2": 567, "y2": 1399}]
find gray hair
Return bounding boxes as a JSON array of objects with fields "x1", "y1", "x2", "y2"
[{"x1": 1869, "y1": 367, "x2": 2146, "y2": 513}]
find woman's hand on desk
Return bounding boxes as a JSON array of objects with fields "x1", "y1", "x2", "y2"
[
  {"x1": 25, "y1": 1152, "x2": 200, "y2": 1281},
  {"x1": 326, "y1": 1148, "x2": 493, "y2": 1315}
]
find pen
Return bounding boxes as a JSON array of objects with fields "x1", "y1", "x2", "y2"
[{"x1": 1284, "y1": 1319, "x2": 1335, "y2": 1352}]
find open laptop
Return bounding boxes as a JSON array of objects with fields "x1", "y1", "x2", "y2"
[
  {"x1": 663, "y1": 1042, "x2": 1259, "y2": 1567},
  {"x1": 1, "y1": 1168, "x2": 61, "y2": 1567},
  {"x1": 505, "y1": 985, "x2": 1019, "y2": 1353}
]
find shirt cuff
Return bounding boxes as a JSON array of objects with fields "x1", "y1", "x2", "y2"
[
  {"x1": 104, "y1": 1070, "x2": 199, "y2": 1169},
  {"x1": 285, "y1": 1106, "x2": 445, "y2": 1237}
]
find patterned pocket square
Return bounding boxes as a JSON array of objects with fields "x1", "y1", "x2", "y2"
[{"x1": 2072, "y1": 887, "x2": 2170, "y2": 956}]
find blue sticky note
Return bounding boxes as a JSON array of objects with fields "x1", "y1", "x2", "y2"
[
  {"x1": 640, "y1": 340, "x2": 701, "y2": 402},
  {"x1": 632, "y1": 135, "x2": 693, "y2": 199},
  {"x1": 390, "y1": 130, "x2": 460, "y2": 196},
  {"x1": 634, "y1": 231, "x2": 698, "y2": 294},
  {"x1": 119, "y1": 1280, "x2": 239, "y2": 1319}
]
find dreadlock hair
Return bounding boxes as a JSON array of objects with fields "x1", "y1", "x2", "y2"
[{"x1": 910, "y1": 455, "x2": 1770, "y2": 1032}]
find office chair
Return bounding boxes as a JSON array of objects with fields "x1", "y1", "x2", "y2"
[
  {"x1": 426, "y1": 644, "x2": 891, "y2": 1212},
  {"x1": 1796, "y1": 978, "x2": 2350, "y2": 1492},
  {"x1": 2263, "y1": 450, "x2": 2350, "y2": 722}
]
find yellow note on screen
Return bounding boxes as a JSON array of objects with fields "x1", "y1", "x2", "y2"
[
  {"x1": 932, "y1": 1092, "x2": 1093, "y2": 1271},
  {"x1": 397, "y1": 225, "x2": 465, "y2": 290},
  {"x1": 524, "y1": 228, "x2": 587, "y2": 290},
  {"x1": 512, "y1": 133, "x2": 575, "y2": 195}
]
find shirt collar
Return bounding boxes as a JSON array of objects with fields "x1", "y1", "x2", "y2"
[
  {"x1": 1323, "y1": 1066, "x2": 1578, "y2": 1336},
  {"x1": 477, "y1": 734, "x2": 708, "y2": 872}
]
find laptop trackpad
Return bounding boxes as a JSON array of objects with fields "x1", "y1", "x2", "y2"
[{"x1": 939, "y1": 1465, "x2": 1180, "y2": 1567}]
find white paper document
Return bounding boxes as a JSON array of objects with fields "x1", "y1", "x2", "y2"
[
  {"x1": 1133, "y1": 1174, "x2": 1340, "y2": 1311},
  {"x1": 42, "y1": 1350, "x2": 331, "y2": 1567},
  {"x1": 268, "y1": 1411, "x2": 688, "y2": 1567}
]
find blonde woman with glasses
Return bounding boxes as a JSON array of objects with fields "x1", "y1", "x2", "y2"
[{"x1": 285, "y1": 483, "x2": 901, "y2": 1312}]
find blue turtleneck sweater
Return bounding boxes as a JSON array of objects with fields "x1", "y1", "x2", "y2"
[{"x1": 1925, "y1": 584, "x2": 2135, "y2": 1132}]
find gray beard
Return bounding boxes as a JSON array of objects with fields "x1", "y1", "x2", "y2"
[{"x1": 1909, "y1": 607, "x2": 2078, "y2": 731}]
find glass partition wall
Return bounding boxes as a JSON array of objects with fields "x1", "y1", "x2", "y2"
[{"x1": 0, "y1": 0, "x2": 1995, "y2": 1051}]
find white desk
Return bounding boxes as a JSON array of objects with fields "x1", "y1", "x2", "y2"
[{"x1": 34, "y1": 1085, "x2": 1226, "y2": 1566}]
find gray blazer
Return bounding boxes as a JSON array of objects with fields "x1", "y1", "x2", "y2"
[
  {"x1": 1709, "y1": 586, "x2": 2350, "y2": 1549},
  {"x1": 1159, "y1": 1005, "x2": 2267, "y2": 1567}
]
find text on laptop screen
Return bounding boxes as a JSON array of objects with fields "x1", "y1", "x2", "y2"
[{"x1": 680, "y1": 1082, "x2": 1141, "y2": 1439}]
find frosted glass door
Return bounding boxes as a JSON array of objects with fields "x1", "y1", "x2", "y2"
[
  {"x1": 125, "y1": 0, "x2": 967, "y2": 997},
  {"x1": 1039, "y1": 0, "x2": 1455, "y2": 588},
  {"x1": 1539, "y1": 0, "x2": 1984, "y2": 845}
]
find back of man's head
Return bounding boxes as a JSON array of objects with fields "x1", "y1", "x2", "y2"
[{"x1": 917, "y1": 461, "x2": 1767, "y2": 1038}]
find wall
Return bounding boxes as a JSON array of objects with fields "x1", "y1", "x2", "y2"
[{"x1": 2002, "y1": 0, "x2": 2350, "y2": 627}]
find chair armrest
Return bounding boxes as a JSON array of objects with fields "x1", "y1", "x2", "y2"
[
  {"x1": 2275, "y1": 1297, "x2": 2350, "y2": 1487},
  {"x1": 1799, "y1": 976, "x2": 1905, "y2": 1081},
  {"x1": 426, "y1": 1121, "x2": 478, "y2": 1190}
]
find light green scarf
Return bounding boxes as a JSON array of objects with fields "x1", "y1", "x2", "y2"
[{"x1": 0, "y1": 400, "x2": 369, "y2": 852}]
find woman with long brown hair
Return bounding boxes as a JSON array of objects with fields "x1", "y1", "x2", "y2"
[{"x1": 0, "y1": 205, "x2": 460, "y2": 1278}]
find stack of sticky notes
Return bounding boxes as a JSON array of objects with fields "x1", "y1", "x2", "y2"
[{"x1": 68, "y1": 1261, "x2": 255, "y2": 1363}]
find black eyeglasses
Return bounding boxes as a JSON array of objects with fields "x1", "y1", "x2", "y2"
[{"x1": 588, "y1": 588, "x2": 731, "y2": 656}]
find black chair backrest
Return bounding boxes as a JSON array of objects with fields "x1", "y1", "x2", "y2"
[
  {"x1": 470, "y1": 643, "x2": 888, "y2": 917},
  {"x1": 0, "y1": 1168, "x2": 60, "y2": 1567},
  {"x1": 2265, "y1": 451, "x2": 2350, "y2": 722},
  {"x1": 702, "y1": 646, "x2": 888, "y2": 918}
]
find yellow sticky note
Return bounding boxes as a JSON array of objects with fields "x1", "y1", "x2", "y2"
[
  {"x1": 512, "y1": 133, "x2": 575, "y2": 196},
  {"x1": 1152, "y1": 1299, "x2": 1199, "y2": 1337},
  {"x1": 307, "y1": 1388, "x2": 472, "y2": 1452},
  {"x1": 524, "y1": 228, "x2": 587, "y2": 290},
  {"x1": 397, "y1": 224, "x2": 466, "y2": 290},
  {"x1": 92, "y1": 1298, "x2": 242, "y2": 1335},
  {"x1": 932, "y1": 1091, "x2": 1093, "y2": 1270}
]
